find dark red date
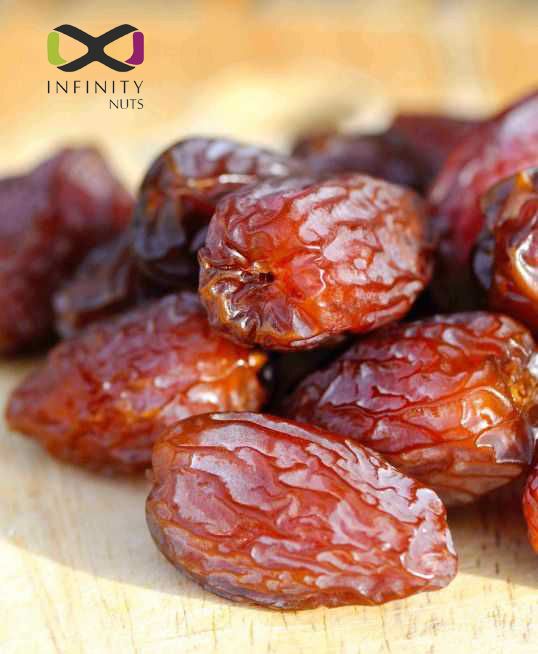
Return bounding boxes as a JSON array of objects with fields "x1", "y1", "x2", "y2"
[
  {"x1": 523, "y1": 463, "x2": 538, "y2": 553},
  {"x1": 474, "y1": 169, "x2": 538, "y2": 333},
  {"x1": 0, "y1": 147, "x2": 132, "y2": 354},
  {"x1": 292, "y1": 115, "x2": 477, "y2": 195},
  {"x1": 390, "y1": 112, "x2": 479, "y2": 182},
  {"x1": 146, "y1": 412, "x2": 457, "y2": 609},
  {"x1": 53, "y1": 233, "x2": 161, "y2": 338},
  {"x1": 199, "y1": 174, "x2": 432, "y2": 350},
  {"x1": 429, "y1": 91, "x2": 538, "y2": 310},
  {"x1": 291, "y1": 129, "x2": 431, "y2": 192},
  {"x1": 285, "y1": 312, "x2": 537, "y2": 505},
  {"x1": 132, "y1": 137, "x2": 304, "y2": 287},
  {"x1": 6, "y1": 293, "x2": 267, "y2": 473}
]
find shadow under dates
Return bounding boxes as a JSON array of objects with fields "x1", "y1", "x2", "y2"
[{"x1": 0, "y1": 360, "x2": 537, "y2": 611}]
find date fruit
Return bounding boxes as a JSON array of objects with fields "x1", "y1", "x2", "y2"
[
  {"x1": 53, "y1": 233, "x2": 160, "y2": 338},
  {"x1": 199, "y1": 174, "x2": 432, "y2": 350},
  {"x1": 285, "y1": 312, "x2": 537, "y2": 505},
  {"x1": 146, "y1": 412, "x2": 458, "y2": 609},
  {"x1": 523, "y1": 464, "x2": 538, "y2": 553},
  {"x1": 390, "y1": 112, "x2": 478, "y2": 183},
  {"x1": 0, "y1": 147, "x2": 132, "y2": 354},
  {"x1": 474, "y1": 169, "x2": 538, "y2": 333},
  {"x1": 6, "y1": 293, "x2": 267, "y2": 473},
  {"x1": 429, "y1": 91, "x2": 538, "y2": 310},
  {"x1": 132, "y1": 137, "x2": 304, "y2": 287},
  {"x1": 291, "y1": 129, "x2": 431, "y2": 192}
]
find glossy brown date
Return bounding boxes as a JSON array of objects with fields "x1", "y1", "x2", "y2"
[
  {"x1": 390, "y1": 113, "x2": 478, "y2": 183},
  {"x1": 523, "y1": 463, "x2": 538, "y2": 553},
  {"x1": 429, "y1": 91, "x2": 538, "y2": 310},
  {"x1": 199, "y1": 174, "x2": 432, "y2": 350},
  {"x1": 132, "y1": 137, "x2": 304, "y2": 287},
  {"x1": 6, "y1": 293, "x2": 267, "y2": 473},
  {"x1": 0, "y1": 147, "x2": 132, "y2": 354},
  {"x1": 146, "y1": 412, "x2": 457, "y2": 609},
  {"x1": 474, "y1": 169, "x2": 538, "y2": 334},
  {"x1": 285, "y1": 312, "x2": 537, "y2": 505},
  {"x1": 53, "y1": 233, "x2": 161, "y2": 338},
  {"x1": 291, "y1": 129, "x2": 431, "y2": 192}
]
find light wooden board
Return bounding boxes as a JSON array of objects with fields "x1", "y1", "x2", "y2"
[{"x1": 1, "y1": 2, "x2": 538, "y2": 653}]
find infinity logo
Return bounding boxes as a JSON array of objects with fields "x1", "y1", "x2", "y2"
[{"x1": 47, "y1": 24, "x2": 144, "y2": 72}]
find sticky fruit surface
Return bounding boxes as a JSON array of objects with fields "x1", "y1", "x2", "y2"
[
  {"x1": 6, "y1": 293, "x2": 267, "y2": 473},
  {"x1": 474, "y1": 169, "x2": 538, "y2": 333},
  {"x1": 523, "y1": 463, "x2": 538, "y2": 553},
  {"x1": 146, "y1": 412, "x2": 458, "y2": 609},
  {"x1": 132, "y1": 137, "x2": 304, "y2": 287},
  {"x1": 285, "y1": 312, "x2": 537, "y2": 505},
  {"x1": 53, "y1": 233, "x2": 160, "y2": 338},
  {"x1": 429, "y1": 92, "x2": 538, "y2": 309},
  {"x1": 199, "y1": 174, "x2": 432, "y2": 350}
]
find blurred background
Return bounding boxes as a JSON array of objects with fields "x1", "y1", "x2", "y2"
[{"x1": 1, "y1": 0, "x2": 537, "y2": 187}]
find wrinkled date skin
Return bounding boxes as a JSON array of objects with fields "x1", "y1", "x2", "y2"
[
  {"x1": 523, "y1": 464, "x2": 538, "y2": 553},
  {"x1": 474, "y1": 169, "x2": 538, "y2": 334},
  {"x1": 429, "y1": 91, "x2": 538, "y2": 310},
  {"x1": 390, "y1": 113, "x2": 479, "y2": 184},
  {"x1": 146, "y1": 412, "x2": 457, "y2": 609},
  {"x1": 291, "y1": 129, "x2": 431, "y2": 193},
  {"x1": 53, "y1": 233, "x2": 161, "y2": 338},
  {"x1": 199, "y1": 174, "x2": 432, "y2": 350},
  {"x1": 6, "y1": 293, "x2": 267, "y2": 473},
  {"x1": 0, "y1": 147, "x2": 133, "y2": 354},
  {"x1": 132, "y1": 137, "x2": 305, "y2": 287},
  {"x1": 285, "y1": 312, "x2": 537, "y2": 505}
]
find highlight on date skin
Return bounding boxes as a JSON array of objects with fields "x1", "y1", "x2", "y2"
[{"x1": 146, "y1": 412, "x2": 458, "y2": 609}]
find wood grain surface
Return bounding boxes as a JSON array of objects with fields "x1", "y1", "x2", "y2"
[{"x1": 1, "y1": 2, "x2": 537, "y2": 653}]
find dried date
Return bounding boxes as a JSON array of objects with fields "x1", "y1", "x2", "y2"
[
  {"x1": 429, "y1": 91, "x2": 538, "y2": 310},
  {"x1": 285, "y1": 312, "x2": 537, "y2": 505},
  {"x1": 523, "y1": 463, "x2": 538, "y2": 553},
  {"x1": 0, "y1": 147, "x2": 132, "y2": 354},
  {"x1": 291, "y1": 129, "x2": 431, "y2": 192},
  {"x1": 53, "y1": 233, "x2": 161, "y2": 338},
  {"x1": 132, "y1": 137, "x2": 304, "y2": 287},
  {"x1": 390, "y1": 112, "x2": 478, "y2": 183},
  {"x1": 6, "y1": 293, "x2": 267, "y2": 473},
  {"x1": 199, "y1": 174, "x2": 432, "y2": 350},
  {"x1": 474, "y1": 169, "x2": 538, "y2": 333},
  {"x1": 146, "y1": 412, "x2": 457, "y2": 609}
]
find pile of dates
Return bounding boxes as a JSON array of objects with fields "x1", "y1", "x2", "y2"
[{"x1": 4, "y1": 89, "x2": 538, "y2": 610}]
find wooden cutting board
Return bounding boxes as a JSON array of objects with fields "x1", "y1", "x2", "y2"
[{"x1": 1, "y1": 2, "x2": 538, "y2": 652}]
